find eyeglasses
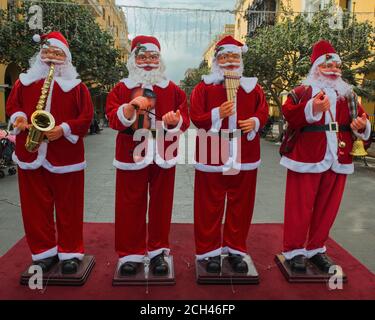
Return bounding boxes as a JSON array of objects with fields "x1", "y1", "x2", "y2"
[
  {"x1": 41, "y1": 47, "x2": 66, "y2": 57},
  {"x1": 217, "y1": 53, "x2": 241, "y2": 61},
  {"x1": 135, "y1": 53, "x2": 160, "y2": 62},
  {"x1": 322, "y1": 54, "x2": 342, "y2": 68}
]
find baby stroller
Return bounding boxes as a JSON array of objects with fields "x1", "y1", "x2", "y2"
[{"x1": 0, "y1": 129, "x2": 17, "y2": 179}]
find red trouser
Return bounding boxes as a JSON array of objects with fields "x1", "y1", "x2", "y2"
[
  {"x1": 194, "y1": 169, "x2": 258, "y2": 258},
  {"x1": 283, "y1": 169, "x2": 347, "y2": 257},
  {"x1": 115, "y1": 164, "x2": 176, "y2": 262},
  {"x1": 17, "y1": 167, "x2": 85, "y2": 261}
]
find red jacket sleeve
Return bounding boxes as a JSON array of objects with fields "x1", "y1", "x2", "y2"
[
  {"x1": 65, "y1": 83, "x2": 94, "y2": 137},
  {"x1": 6, "y1": 80, "x2": 25, "y2": 119},
  {"x1": 105, "y1": 82, "x2": 130, "y2": 132},
  {"x1": 171, "y1": 84, "x2": 190, "y2": 132},
  {"x1": 253, "y1": 85, "x2": 269, "y2": 129},
  {"x1": 282, "y1": 86, "x2": 312, "y2": 129},
  {"x1": 189, "y1": 81, "x2": 213, "y2": 130}
]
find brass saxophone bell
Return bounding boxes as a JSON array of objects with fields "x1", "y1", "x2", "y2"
[{"x1": 350, "y1": 138, "x2": 368, "y2": 157}]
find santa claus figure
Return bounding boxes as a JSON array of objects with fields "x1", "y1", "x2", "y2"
[
  {"x1": 6, "y1": 32, "x2": 94, "y2": 274},
  {"x1": 190, "y1": 36, "x2": 269, "y2": 273},
  {"x1": 106, "y1": 35, "x2": 189, "y2": 276},
  {"x1": 280, "y1": 40, "x2": 371, "y2": 272}
]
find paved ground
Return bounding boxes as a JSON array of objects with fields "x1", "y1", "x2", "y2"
[{"x1": 0, "y1": 128, "x2": 374, "y2": 272}]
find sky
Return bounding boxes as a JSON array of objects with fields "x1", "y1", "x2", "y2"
[{"x1": 116, "y1": 0, "x2": 237, "y2": 83}]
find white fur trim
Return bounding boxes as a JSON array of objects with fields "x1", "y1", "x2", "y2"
[
  {"x1": 202, "y1": 75, "x2": 257, "y2": 94},
  {"x1": 42, "y1": 159, "x2": 86, "y2": 174},
  {"x1": 32, "y1": 34, "x2": 41, "y2": 43},
  {"x1": 58, "y1": 252, "x2": 84, "y2": 261},
  {"x1": 353, "y1": 119, "x2": 371, "y2": 141},
  {"x1": 148, "y1": 248, "x2": 170, "y2": 260},
  {"x1": 60, "y1": 122, "x2": 79, "y2": 144},
  {"x1": 113, "y1": 158, "x2": 151, "y2": 170},
  {"x1": 154, "y1": 139, "x2": 179, "y2": 169},
  {"x1": 312, "y1": 53, "x2": 341, "y2": 71},
  {"x1": 31, "y1": 246, "x2": 58, "y2": 261},
  {"x1": 132, "y1": 43, "x2": 160, "y2": 53},
  {"x1": 281, "y1": 86, "x2": 353, "y2": 174},
  {"x1": 246, "y1": 117, "x2": 260, "y2": 141},
  {"x1": 47, "y1": 38, "x2": 72, "y2": 61},
  {"x1": 196, "y1": 247, "x2": 222, "y2": 260},
  {"x1": 282, "y1": 248, "x2": 307, "y2": 260},
  {"x1": 9, "y1": 112, "x2": 27, "y2": 136},
  {"x1": 222, "y1": 246, "x2": 247, "y2": 256},
  {"x1": 119, "y1": 255, "x2": 145, "y2": 265},
  {"x1": 216, "y1": 44, "x2": 241, "y2": 55},
  {"x1": 306, "y1": 246, "x2": 327, "y2": 259},
  {"x1": 113, "y1": 135, "x2": 154, "y2": 170},
  {"x1": 162, "y1": 115, "x2": 183, "y2": 133},
  {"x1": 10, "y1": 111, "x2": 27, "y2": 124},
  {"x1": 194, "y1": 159, "x2": 261, "y2": 173},
  {"x1": 13, "y1": 142, "x2": 47, "y2": 170},
  {"x1": 305, "y1": 98, "x2": 323, "y2": 123},
  {"x1": 13, "y1": 142, "x2": 86, "y2": 173},
  {"x1": 210, "y1": 107, "x2": 223, "y2": 132},
  {"x1": 120, "y1": 78, "x2": 169, "y2": 89},
  {"x1": 239, "y1": 77, "x2": 258, "y2": 93},
  {"x1": 54, "y1": 78, "x2": 81, "y2": 93},
  {"x1": 242, "y1": 44, "x2": 248, "y2": 53},
  {"x1": 117, "y1": 104, "x2": 137, "y2": 127}
]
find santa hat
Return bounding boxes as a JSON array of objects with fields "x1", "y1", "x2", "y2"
[
  {"x1": 310, "y1": 40, "x2": 341, "y2": 69},
  {"x1": 33, "y1": 31, "x2": 71, "y2": 61},
  {"x1": 214, "y1": 35, "x2": 248, "y2": 57},
  {"x1": 131, "y1": 35, "x2": 161, "y2": 54}
]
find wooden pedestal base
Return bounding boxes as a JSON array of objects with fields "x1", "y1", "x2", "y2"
[
  {"x1": 20, "y1": 255, "x2": 95, "y2": 286},
  {"x1": 196, "y1": 254, "x2": 259, "y2": 285},
  {"x1": 275, "y1": 254, "x2": 347, "y2": 283},
  {"x1": 112, "y1": 256, "x2": 175, "y2": 286}
]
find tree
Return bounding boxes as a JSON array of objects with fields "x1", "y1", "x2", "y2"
[
  {"x1": 0, "y1": 0, "x2": 127, "y2": 96},
  {"x1": 181, "y1": 60, "x2": 210, "y2": 98},
  {"x1": 243, "y1": 5, "x2": 375, "y2": 137}
]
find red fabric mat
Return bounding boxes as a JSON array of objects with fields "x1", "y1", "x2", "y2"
[{"x1": 0, "y1": 223, "x2": 374, "y2": 300}]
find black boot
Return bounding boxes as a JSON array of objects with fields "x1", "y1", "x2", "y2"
[
  {"x1": 227, "y1": 253, "x2": 248, "y2": 273},
  {"x1": 206, "y1": 255, "x2": 221, "y2": 273},
  {"x1": 150, "y1": 253, "x2": 169, "y2": 276},
  {"x1": 287, "y1": 255, "x2": 307, "y2": 273},
  {"x1": 120, "y1": 261, "x2": 142, "y2": 276},
  {"x1": 32, "y1": 255, "x2": 59, "y2": 273},
  {"x1": 309, "y1": 253, "x2": 334, "y2": 273},
  {"x1": 61, "y1": 258, "x2": 81, "y2": 274}
]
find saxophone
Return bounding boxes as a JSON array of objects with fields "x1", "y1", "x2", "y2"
[{"x1": 25, "y1": 63, "x2": 56, "y2": 153}]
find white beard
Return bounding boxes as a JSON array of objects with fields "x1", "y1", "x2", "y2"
[
  {"x1": 127, "y1": 53, "x2": 167, "y2": 85},
  {"x1": 303, "y1": 65, "x2": 353, "y2": 98},
  {"x1": 204, "y1": 58, "x2": 244, "y2": 84},
  {"x1": 21, "y1": 52, "x2": 79, "y2": 83}
]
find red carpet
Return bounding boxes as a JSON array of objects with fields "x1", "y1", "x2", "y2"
[{"x1": 0, "y1": 223, "x2": 374, "y2": 300}]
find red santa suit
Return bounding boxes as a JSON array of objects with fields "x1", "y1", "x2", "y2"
[
  {"x1": 106, "y1": 37, "x2": 189, "y2": 265},
  {"x1": 280, "y1": 41, "x2": 371, "y2": 260},
  {"x1": 6, "y1": 33, "x2": 93, "y2": 262},
  {"x1": 190, "y1": 37, "x2": 269, "y2": 260}
]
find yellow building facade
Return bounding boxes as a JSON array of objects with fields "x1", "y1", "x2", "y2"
[
  {"x1": 0, "y1": 0, "x2": 130, "y2": 125},
  {"x1": 234, "y1": 0, "x2": 374, "y2": 117}
]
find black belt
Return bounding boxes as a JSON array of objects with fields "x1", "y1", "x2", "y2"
[
  {"x1": 301, "y1": 123, "x2": 351, "y2": 133},
  {"x1": 120, "y1": 128, "x2": 158, "y2": 138},
  {"x1": 216, "y1": 130, "x2": 244, "y2": 140}
]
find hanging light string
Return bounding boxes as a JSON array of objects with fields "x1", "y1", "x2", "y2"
[{"x1": 13, "y1": 0, "x2": 375, "y2": 15}]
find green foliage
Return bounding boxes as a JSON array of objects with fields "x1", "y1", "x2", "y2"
[
  {"x1": 0, "y1": 0, "x2": 128, "y2": 95},
  {"x1": 180, "y1": 60, "x2": 210, "y2": 98},
  {"x1": 243, "y1": 6, "x2": 375, "y2": 110}
]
